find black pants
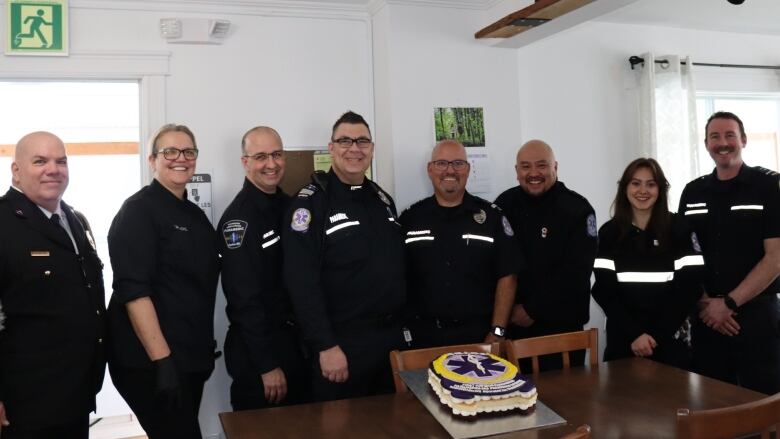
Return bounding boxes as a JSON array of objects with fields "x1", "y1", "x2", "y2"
[
  {"x1": 0, "y1": 416, "x2": 88, "y2": 439},
  {"x1": 109, "y1": 364, "x2": 211, "y2": 439},
  {"x1": 409, "y1": 319, "x2": 489, "y2": 349},
  {"x1": 691, "y1": 296, "x2": 780, "y2": 395},
  {"x1": 310, "y1": 325, "x2": 403, "y2": 402}
]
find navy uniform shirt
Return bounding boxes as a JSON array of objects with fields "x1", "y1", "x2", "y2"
[
  {"x1": 281, "y1": 170, "x2": 405, "y2": 353},
  {"x1": 678, "y1": 165, "x2": 780, "y2": 298},
  {"x1": 400, "y1": 192, "x2": 523, "y2": 320},
  {"x1": 107, "y1": 179, "x2": 221, "y2": 372},
  {"x1": 592, "y1": 215, "x2": 705, "y2": 356},
  {"x1": 495, "y1": 181, "x2": 597, "y2": 330},
  {"x1": 218, "y1": 178, "x2": 291, "y2": 376}
]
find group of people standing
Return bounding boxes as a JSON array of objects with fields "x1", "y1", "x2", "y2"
[{"x1": 0, "y1": 110, "x2": 777, "y2": 439}]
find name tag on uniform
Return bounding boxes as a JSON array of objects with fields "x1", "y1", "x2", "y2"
[{"x1": 30, "y1": 251, "x2": 50, "y2": 257}]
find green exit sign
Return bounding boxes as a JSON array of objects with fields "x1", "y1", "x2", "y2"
[{"x1": 6, "y1": 0, "x2": 68, "y2": 56}]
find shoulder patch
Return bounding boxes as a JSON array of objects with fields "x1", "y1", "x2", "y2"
[
  {"x1": 291, "y1": 208, "x2": 311, "y2": 232},
  {"x1": 586, "y1": 214, "x2": 597, "y2": 237},
  {"x1": 501, "y1": 215, "x2": 514, "y2": 236},
  {"x1": 222, "y1": 220, "x2": 248, "y2": 249}
]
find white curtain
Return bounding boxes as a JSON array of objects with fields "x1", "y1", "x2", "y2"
[{"x1": 637, "y1": 53, "x2": 700, "y2": 211}]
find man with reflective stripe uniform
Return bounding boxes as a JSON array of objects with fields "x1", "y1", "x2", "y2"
[
  {"x1": 282, "y1": 111, "x2": 405, "y2": 401},
  {"x1": 678, "y1": 111, "x2": 780, "y2": 394},
  {"x1": 218, "y1": 126, "x2": 307, "y2": 409},
  {"x1": 401, "y1": 140, "x2": 520, "y2": 348},
  {"x1": 495, "y1": 140, "x2": 597, "y2": 371}
]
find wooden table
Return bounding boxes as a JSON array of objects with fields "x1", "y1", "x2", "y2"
[{"x1": 220, "y1": 358, "x2": 766, "y2": 438}]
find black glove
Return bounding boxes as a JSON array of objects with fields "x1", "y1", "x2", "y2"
[{"x1": 154, "y1": 355, "x2": 182, "y2": 410}]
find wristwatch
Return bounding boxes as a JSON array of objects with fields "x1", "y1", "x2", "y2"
[
  {"x1": 492, "y1": 325, "x2": 506, "y2": 337},
  {"x1": 723, "y1": 295, "x2": 739, "y2": 312}
]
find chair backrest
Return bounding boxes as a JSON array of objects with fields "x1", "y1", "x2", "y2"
[
  {"x1": 389, "y1": 342, "x2": 501, "y2": 393},
  {"x1": 559, "y1": 424, "x2": 591, "y2": 439},
  {"x1": 504, "y1": 328, "x2": 598, "y2": 374},
  {"x1": 676, "y1": 391, "x2": 780, "y2": 439}
]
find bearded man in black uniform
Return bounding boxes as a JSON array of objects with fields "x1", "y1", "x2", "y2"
[
  {"x1": 495, "y1": 140, "x2": 597, "y2": 371},
  {"x1": 0, "y1": 131, "x2": 105, "y2": 438},
  {"x1": 282, "y1": 111, "x2": 405, "y2": 401},
  {"x1": 219, "y1": 126, "x2": 307, "y2": 409}
]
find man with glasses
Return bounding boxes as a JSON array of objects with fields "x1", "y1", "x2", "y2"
[
  {"x1": 495, "y1": 140, "x2": 597, "y2": 371},
  {"x1": 0, "y1": 131, "x2": 105, "y2": 439},
  {"x1": 400, "y1": 140, "x2": 520, "y2": 348},
  {"x1": 218, "y1": 126, "x2": 308, "y2": 409},
  {"x1": 282, "y1": 111, "x2": 405, "y2": 401}
]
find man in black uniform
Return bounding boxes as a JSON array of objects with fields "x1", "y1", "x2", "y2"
[
  {"x1": 0, "y1": 131, "x2": 105, "y2": 438},
  {"x1": 495, "y1": 139, "x2": 597, "y2": 371},
  {"x1": 401, "y1": 139, "x2": 520, "y2": 348},
  {"x1": 282, "y1": 111, "x2": 405, "y2": 401},
  {"x1": 218, "y1": 126, "x2": 307, "y2": 409},
  {"x1": 678, "y1": 111, "x2": 780, "y2": 394}
]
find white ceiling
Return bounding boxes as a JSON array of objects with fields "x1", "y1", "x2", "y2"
[{"x1": 597, "y1": 0, "x2": 780, "y2": 36}]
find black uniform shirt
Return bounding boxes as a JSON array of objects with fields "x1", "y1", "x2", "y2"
[
  {"x1": 495, "y1": 181, "x2": 597, "y2": 329},
  {"x1": 400, "y1": 193, "x2": 523, "y2": 320},
  {"x1": 218, "y1": 178, "x2": 291, "y2": 375},
  {"x1": 0, "y1": 188, "x2": 105, "y2": 426},
  {"x1": 282, "y1": 171, "x2": 405, "y2": 353},
  {"x1": 678, "y1": 164, "x2": 780, "y2": 297},
  {"x1": 107, "y1": 179, "x2": 220, "y2": 372},
  {"x1": 592, "y1": 215, "x2": 705, "y2": 346}
]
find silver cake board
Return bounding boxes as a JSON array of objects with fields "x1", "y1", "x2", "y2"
[{"x1": 399, "y1": 369, "x2": 566, "y2": 439}]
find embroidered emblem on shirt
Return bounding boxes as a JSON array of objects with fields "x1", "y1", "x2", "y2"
[
  {"x1": 222, "y1": 220, "x2": 248, "y2": 249},
  {"x1": 691, "y1": 232, "x2": 702, "y2": 253},
  {"x1": 173, "y1": 224, "x2": 189, "y2": 232},
  {"x1": 377, "y1": 190, "x2": 391, "y2": 206},
  {"x1": 541, "y1": 227, "x2": 548, "y2": 238},
  {"x1": 653, "y1": 239, "x2": 659, "y2": 247},
  {"x1": 14, "y1": 209, "x2": 24, "y2": 217},
  {"x1": 291, "y1": 208, "x2": 311, "y2": 232},
  {"x1": 473, "y1": 209, "x2": 486, "y2": 225},
  {"x1": 329, "y1": 213, "x2": 348, "y2": 223},
  {"x1": 586, "y1": 214, "x2": 597, "y2": 237},
  {"x1": 501, "y1": 216, "x2": 514, "y2": 236}
]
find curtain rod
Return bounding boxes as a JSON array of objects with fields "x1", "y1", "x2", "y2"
[{"x1": 628, "y1": 55, "x2": 780, "y2": 71}]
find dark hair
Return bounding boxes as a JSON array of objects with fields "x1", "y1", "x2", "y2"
[
  {"x1": 331, "y1": 111, "x2": 371, "y2": 139},
  {"x1": 705, "y1": 111, "x2": 746, "y2": 140},
  {"x1": 611, "y1": 158, "x2": 672, "y2": 249},
  {"x1": 149, "y1": 123, "x2": 196, "y2": 155}
]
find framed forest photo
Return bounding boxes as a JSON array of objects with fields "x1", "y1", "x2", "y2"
[{"x1": 433, "y1": 107, "x2": 485, "y2": 147}]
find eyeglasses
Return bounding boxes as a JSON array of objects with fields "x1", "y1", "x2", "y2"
[
  {"x1": 430, "y1": 159, "x2": 469, "y2": 171},
  {"x1": 244, "y1": 151, "x2": 285, "y2": 162},
  {"x1": 332, "y1": 137, "x2": 373, "y2": 148},
  {"x1": 156, "y1": 147, "x2": 198, "y2": 161}
]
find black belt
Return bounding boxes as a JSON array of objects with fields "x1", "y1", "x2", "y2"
[
  {"x1": 334, "y1": 313, "x2": 400, "y2": 331},
  {"x1": 418, "y1": 315, "x2": 490, "y2": 329}
]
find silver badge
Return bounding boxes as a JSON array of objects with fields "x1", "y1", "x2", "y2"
[
  {"x1": 377, "y1": 190, "x2": 391, "y2": 206},
  {"x1": 541, "y1": 227, "x2": 548, "y2": 238},
  {"x1": 473, "y1": 209, "x2": 487, "y2": 224},
  {"x1": 691, "y1": 232, "x2": 702, "y2": 253}
]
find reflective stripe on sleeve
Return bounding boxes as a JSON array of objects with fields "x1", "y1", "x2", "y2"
[
  {"x1": 405, "y1": 236, "x2": 434, "y2": 244},
  {"x1": 593, "y1": 258, "x2": 616, "y2": 271},
  {"x1": 462, "y1": 234, "x2": 494, "y2": 243},
  {"x1": 406, "y1": 230, "x2": 431, "y2": 236},
  {"x1": 684, "y1": 209, "x2": 708, "y2": 216},
  {"x1": 674, "y1": 254, "x2": 704, "y2": 270},
  {"x1": 617, "y1": 272, "x2": 674, "y2": 283},
  {"x1": 261, "y1": 236, "x2": 280, "y2": 249},
  {"x1": 325, "y1": 220, "x2": 360, "y2": 235},
  {"x1": 686, "y1": 203, "x2": 706, "y2": 208},
  {"x1": 730, "y1": 205, "x2": 763, "y2": 211}
]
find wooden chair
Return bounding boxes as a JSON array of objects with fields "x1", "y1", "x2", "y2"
[
  {"x1": 504, "y1": 328, "x2": 598, "y2": 374},
  {"x1": 676, "y1": 391, "x2": 780, "y2": 439},
  {"x1": 559, "y1": 424, "x2": 591, "y2": 439},
  {"x1": 389, "y1": 342, "x2": 501, "y2": 393}
]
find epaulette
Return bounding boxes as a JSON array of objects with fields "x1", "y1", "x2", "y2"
[
  {"x1": 0, "y1": 194, "x2": 6, "y2": 203},
  {"x1": 296, "y1": 183, "x2": 319, "y2": 199},
  {"x1": 755, "y1": 166, "x2": 779, "y2": 177}
]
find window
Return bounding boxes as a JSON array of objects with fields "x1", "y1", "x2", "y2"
[{"x1": 696, "y1": 94, "x2": 780, "y2": 173}]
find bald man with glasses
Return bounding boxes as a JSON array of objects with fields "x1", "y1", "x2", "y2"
[{"x1": 400, "y1": 139, "x2": 521, "y2": 348}]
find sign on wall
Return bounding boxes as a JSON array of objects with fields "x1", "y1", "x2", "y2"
[
  {"x1": 6, "y1": 0, "x2": 68, "y2": 56},
  {"x1": 187, "y1": 173, "x2": 214, "y2": 224}
]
